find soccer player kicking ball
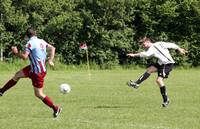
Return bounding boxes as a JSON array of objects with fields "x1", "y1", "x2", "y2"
[
  {"x1": 127, "y1": 37, "x2": 187, "y2": 107},
  {"x1": 0, "y1": 27, "x2": 61, "y2": 117}
]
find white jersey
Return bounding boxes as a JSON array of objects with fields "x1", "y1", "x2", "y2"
[{"x1": 139, "y1": 42, "x2": 180, "y2": 65}]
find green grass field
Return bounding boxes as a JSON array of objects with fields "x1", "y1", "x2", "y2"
[{"x1": 0, "y1": 68, "x2": 199, "y2": 129}]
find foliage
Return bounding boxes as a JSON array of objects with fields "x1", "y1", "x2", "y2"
[{"x1": 0, "y1": 0, "x2": 200, "y2": 67}]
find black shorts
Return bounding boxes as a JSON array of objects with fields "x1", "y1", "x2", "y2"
[{"x1": 151, "y1": 63, "x2": 174, "y2": 78}]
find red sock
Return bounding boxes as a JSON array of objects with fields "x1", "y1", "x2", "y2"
[
  {"x1": 1, "y1": 79, "x2": 17, "y2": 93},
  {"x1": 42, "y1": 96, "x2": 57, "y2": 111}
]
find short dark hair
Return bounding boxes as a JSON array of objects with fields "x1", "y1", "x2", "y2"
[
  {"x1": 26, "y1": 27, "x2": 36, "y2": 38},
  {"x1": 139, "y1": 36, "x2": 151, "y2": 43}
]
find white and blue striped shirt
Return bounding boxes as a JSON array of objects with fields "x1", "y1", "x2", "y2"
[{"x1": 25, "y1": 36, "x2": 48, "y2": 73}]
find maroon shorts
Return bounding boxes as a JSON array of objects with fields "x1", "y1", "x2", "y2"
[{"x1": 22, "y1": 65, "x2": 46, "y2": 88}]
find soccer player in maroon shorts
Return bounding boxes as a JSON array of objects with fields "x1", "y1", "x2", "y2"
[{"x1": 0, "y1": 27, "x2": 61, "y2": 118}]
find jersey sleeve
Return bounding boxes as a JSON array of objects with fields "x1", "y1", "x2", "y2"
[
  {"x1": 162, "y1": 42, "x2": 180, "y2": 49},
  {"x1": 25, "y1": 42, "x2": 32, "y2": 53},
  {"x1": 139, "y1": 47, "x2": 155, "y2": 57},
  {"x1": 41, "y1": 39, "x2": 48, "y2": 48}
]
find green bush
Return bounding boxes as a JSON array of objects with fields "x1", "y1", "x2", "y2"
[{"x1": 0, "y1": 0, "x2": 199, "y2": 68}]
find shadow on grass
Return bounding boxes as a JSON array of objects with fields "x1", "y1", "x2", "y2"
[{"x1": 82, "y1": 105, "x2": 134, "y2": 109}]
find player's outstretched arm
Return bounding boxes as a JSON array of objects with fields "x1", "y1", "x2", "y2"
[
  {"x1": 11, "y1": 46, "x2": 29, "y2": 59},
  {"x1": 163, "y1": 42, "x2": 188, "y2": 55},
  {"x1": 127, "y1": 53, "x2": 140, "y2": 57},
  {"x1": 47, "y1": 43, "x2": 56, "y2": 67}
]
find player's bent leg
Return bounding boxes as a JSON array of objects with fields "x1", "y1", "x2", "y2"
[
  {"x1": 127, "y1": 66, "x2": 157, "y2": 89},
  {"x1": 135, "y1": 66, "x2": 157, "y2": 84},
  {"x1": 12, "y1": 70, "x2": 27, "y2": 81},
  {"x1": 146, "y1": 66, "x2": 158, "y2": 73},
  {"x1": 34, "y1": 87, "x2": 61, "y2": 118},
  {"x1": 0, "y1": 70, "x2": 26, "y2": 96}
]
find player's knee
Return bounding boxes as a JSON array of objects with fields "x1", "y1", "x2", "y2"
[
  {"x1": 13, "y1": 71, "x2": 22, "y2": 81},
  {"x1": 156, "y1": 78, "x2": 162, "y2": 85},
  {"x1": 147, "y1": 69, "x2": 154, "y2": 74},
  {"x1": 147, "y1": 67, "x2": 157, "y2": 73}
]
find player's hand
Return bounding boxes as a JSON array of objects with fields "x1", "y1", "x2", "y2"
[
  {"x1": 11, "y1": 46, "x2": 18, "y2": 54},
  {"x1": 127, "y1": 53, "x2": 136, "y2": 57},
  {"x1": 178, "y1": 48, "x2": 188, "y2": 55},
  {"x1": 48, "y1": 60, "x2": 54, "y2": 67}
]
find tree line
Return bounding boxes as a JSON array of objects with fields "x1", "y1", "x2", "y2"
[{"x1": 0, "y1": 0, "x2": 199, "y2": 68}]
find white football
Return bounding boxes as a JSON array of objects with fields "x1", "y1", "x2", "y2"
[{"x1": 59, "y1": 83, "x2": 71, "y2": 94}]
